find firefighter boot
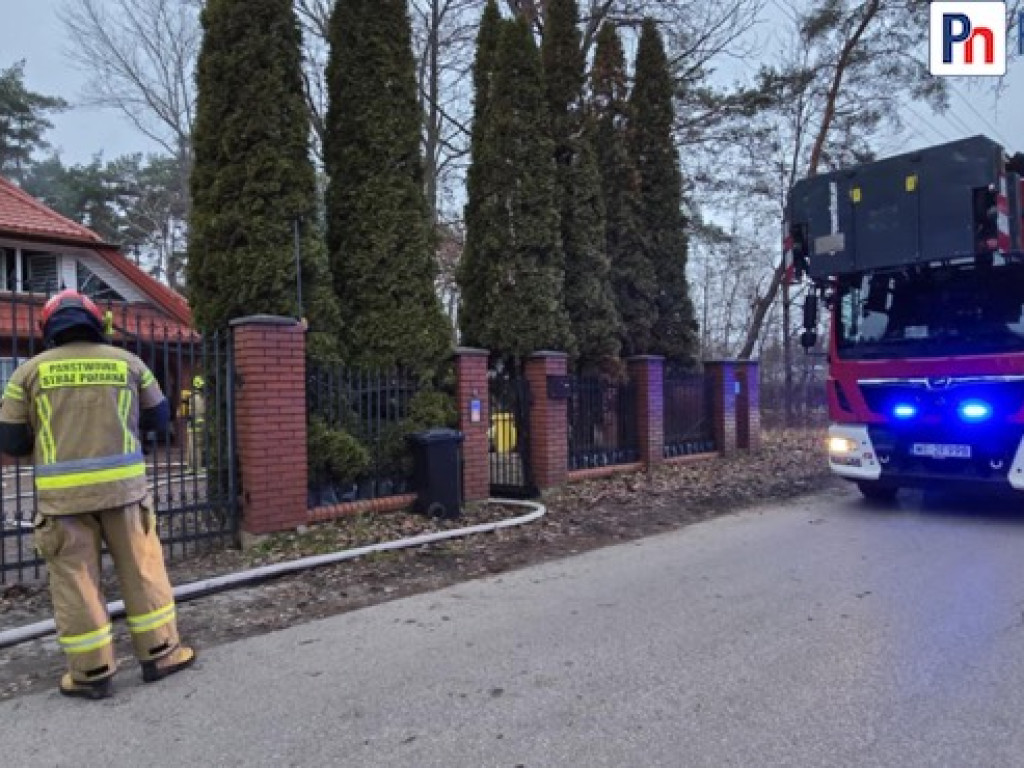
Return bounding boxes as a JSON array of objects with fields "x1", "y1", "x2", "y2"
[
  {"x1": 141, "y1": 644, "x2": 196, "y2": 683},
  {"x1": 59, "y1": 673, "x2": 113, "y2": 700}
]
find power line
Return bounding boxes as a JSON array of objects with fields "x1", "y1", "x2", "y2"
[
  {"x1": 936, "y1": 101, "x2": 980, "y2": 138},
  {"x1": 901, "y1": 103, "x2": 956, "y2": 146},
  {"x1": 768, "y1": 0, "x2": 800, "y2": 26},
  {"x1": 946, "y1": 81, "x2": 1012, "y2": 147}
]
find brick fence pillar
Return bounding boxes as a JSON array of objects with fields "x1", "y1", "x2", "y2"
[
  {"x1": 230, "y1": 315, "x2": 308, "y2": 537},
  {"x1": 524, "y1": 352, "x2": 568, "y2": 490},
  {"x1": 704, "y1": 360, "x2": 738, "y2": 456},
  {"x1": 455, "y1": 347, "x2": 490, "y2": 503},
  {"x1": 735, "y1": 360, "x2": 761, "y2": 452},
  {"x1": 628, "y1": 355, "x2": 665, "y2": 470}
]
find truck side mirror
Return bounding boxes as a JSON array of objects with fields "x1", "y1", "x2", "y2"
[
  {"x1": 802, "y1": 293, "x2": 818, "y2": 331},
  {"x1": 801, "y1": 293, "x2": 819, "y2": 351},
  {"x1": 789, "y1": 223, "x2": 809, "y2": 280}
]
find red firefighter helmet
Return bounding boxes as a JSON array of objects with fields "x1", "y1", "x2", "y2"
[{"x1": 40, "y1": 289, "x2": 106, "y2": 346}]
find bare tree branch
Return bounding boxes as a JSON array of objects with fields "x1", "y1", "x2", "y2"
[{"x1": 59, "y1": 0, "x2": 199, "y2": 158}]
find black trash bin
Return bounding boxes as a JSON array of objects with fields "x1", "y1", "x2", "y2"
[{"x1": 407, "y1": 428, "x2": 464, "y2": 519}]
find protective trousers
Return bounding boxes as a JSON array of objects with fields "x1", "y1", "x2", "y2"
[
  {"x1": 185, "y1": 427, "x2": 205, "y2": 471},
  {"x1": 34, "y1": 496, "x2": 180, "y2": 683}
]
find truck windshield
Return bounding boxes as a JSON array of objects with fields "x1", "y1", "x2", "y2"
[{"x1": 836, "y1": 260, "x2": 1024, "y2": 360}]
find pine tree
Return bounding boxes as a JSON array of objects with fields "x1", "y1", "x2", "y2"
[
  {"x1": 188, "y1": 0, "x2": 340, "y2": 352},
  {"x1": 592, "y1": 22, "x2": 657, "y2": 357},
  {"x1": 325, "y1": 0, "x2": 451, "y2": 377},
  {"x1": 541, "y1": 0, "x2": 620, "y2": 372},
  {"x1": 0, "y1": 62, "x2": 67, "y2": 184},
  {"x1": 629, "y1": 18, "x2": 698, "y2": 364},
  {"x1": 458, "y1": 16, "x2": 573, "y2": 365}
]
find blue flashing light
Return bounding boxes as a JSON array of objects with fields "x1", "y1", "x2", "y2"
[
  {"x1": 959, "y1": 399, "x2": 992, "y2": 422},
  {"x1": 893, "y1": 403, "x2": 917, "y2": 420}
]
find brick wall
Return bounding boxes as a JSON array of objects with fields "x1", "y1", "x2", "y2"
[
  {"x1": 524, "y1": 352, "x2": 568, "y2": 490},
  {"x1": 735, "y1": 361, "x2": 762, "y2": 451},
  {"x1": 230, "y1": 315, "x2": 308, "y2": 536},
  {"x1": 455, "y1": 348, "x2": 490, "y2": 502},
  {"x1": 223, "y1": 323, "x2": 762, "y2": 536},
  {"x1": 628, "y1": 356, "x2": 664, "y2": 469},
  {"x1": 705, "y1": 360, "x2": 738, "y2": 456}
]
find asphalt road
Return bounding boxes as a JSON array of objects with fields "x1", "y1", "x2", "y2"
[{"x1": 3, "y1": 485, "x2": 1024, "y2": 767}]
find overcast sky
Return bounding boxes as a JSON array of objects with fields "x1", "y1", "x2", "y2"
[
  {"x1": 1, "y1": 0, "x2": 1022, "y2": 165},
  {"x1": 2, "y1": 0, "x2": 165, "y2": 163}
]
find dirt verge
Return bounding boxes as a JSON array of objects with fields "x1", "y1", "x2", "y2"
[{"x1": 0, "y1": 429, "x2": 835, "y2": 700}]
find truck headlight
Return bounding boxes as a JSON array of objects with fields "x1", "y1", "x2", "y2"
[{"x1": 829, "y1": 436, "x2": 858, "y2": 455}]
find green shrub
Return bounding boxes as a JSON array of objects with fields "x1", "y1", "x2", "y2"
[
  {"x1": 307, "y1": 416, "x2": 370, "y2": 485},
  {"x1": 373, "y1": 388, "x2": 457, "y2": 477},
  {"x1": 407, "y1": 389, "x2": 457, "y2": 430}
]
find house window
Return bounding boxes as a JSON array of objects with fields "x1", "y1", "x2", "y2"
[
  {"x1": 0, "y1": 249, "x2": 10, "y2": 291},
  {"x1": 76, "y1": 262, "x2": 126, "y2": 303},
  {"x1": 23, "y1": 253, "x2": 60, "y2": 294}
]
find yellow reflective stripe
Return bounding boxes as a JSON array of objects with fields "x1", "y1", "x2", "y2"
[
  {"x1": 118, "y1": 389, "x2": 134, "y2": 454},
  {"x1": 36, "y1": 395, "x2": 56, "y2": 464},
  {"x1": 127, "y1": 603, "x2": 176, "y2": 634},
  {"x1": 141, "y1": 370, "x2": 156, "y2": 388},
  {"x1": 3, "y1": 381, "x2": 24, "y2": 401},
  {"x1": 59, "y1": 623, "x2": 113, "y2": 654},
  {"x1": 36, "y1": 461, "x2": 146, "y2": 490}
]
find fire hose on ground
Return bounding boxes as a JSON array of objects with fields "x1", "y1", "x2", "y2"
[{"x1": 0, "y1": 498, "x2": 546, "y2": 650}]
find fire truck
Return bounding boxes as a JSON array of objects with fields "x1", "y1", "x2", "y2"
[{"x1": 787, "y1": 136, "x2": 1024, "y2": 500}]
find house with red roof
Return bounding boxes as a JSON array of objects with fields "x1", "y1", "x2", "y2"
[{"x1": 0, "y1": 175, "x2": 197, "y2": 402}]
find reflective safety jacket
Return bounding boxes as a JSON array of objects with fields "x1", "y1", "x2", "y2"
[
  {"x1": 178, "y1": 388, "x2": 205, "y2": 433},
  {"x1": 0, "y1": 341, "x2": 164, "y2": 515}
]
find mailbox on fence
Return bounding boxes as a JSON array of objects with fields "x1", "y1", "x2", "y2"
[{"x1": 407, "y1": 428, "x2": 464, "y2": 519}]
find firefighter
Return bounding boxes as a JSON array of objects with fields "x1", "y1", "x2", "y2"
[
  {"x1": 0, "y1": 290, "x2": 195, "y2": 699},
  {"x1": 182, "y1": 374, "x2": 206, "y2": 472}
]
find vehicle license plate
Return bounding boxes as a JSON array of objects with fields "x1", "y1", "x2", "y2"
[{"x1": 911, "y1": 443, "x2": 971, "y2": 459}]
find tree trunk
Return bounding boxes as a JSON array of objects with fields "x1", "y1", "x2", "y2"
[
  {"x1": 782, "y1": 270, "x2": 792, "y2": 426},
  {"x1": 736, "y1": 0, "x2": 881, "y2": 361}
]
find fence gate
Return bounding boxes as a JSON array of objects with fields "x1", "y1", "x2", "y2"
[
  {"x1": 0, "y1": 299, "x2": 239, "y2": 585},
  {"x1": 488, "y1": 369, "x2": 538, "y2": 498}
]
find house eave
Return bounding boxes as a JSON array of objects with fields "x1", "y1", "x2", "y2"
[{"x1": 0, "y1": 229, "x2": 120, "y2": 251}]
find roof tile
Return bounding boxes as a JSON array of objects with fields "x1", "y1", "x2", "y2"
[{"x1": 0, "y1": 177, "x2": 101, "y2": 244}]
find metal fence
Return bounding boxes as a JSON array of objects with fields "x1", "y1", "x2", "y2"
[
  {"x1": 306, "y1": 361, "x2": 421, "y2": 507},
  {"x1": 0, "y1": 292, "x2": 238, "y2": 585},
  {"x1": 663, "y1": 372, "x2": 716, "y2": 457},
  {"x1": 567, "y1": 375, "x2": 639, "y2": 470},
  {"x1": 488, "y1": 368, "x2": 536, "y2": 498}
]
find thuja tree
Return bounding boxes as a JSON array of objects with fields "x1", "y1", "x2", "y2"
[
  {"x1": 457, "y1": 0, "x2": 502, "y2": 350},
  {"x1": 324, "y1": 0, "x2": 452, "y2": 378},
  {"x1": 591, "y1": 22, "x2": 657, "y2": 357},
  {"x1": 541, "y1": 0, "x2": 620, "y2": 372},
  {"x1": 629, "y1": 18, "x2": 698, "y2": 364},
  {"x1": 458, "y1": 15, "x2": 573, "y2": 365},
  {"x1": 188, "y1": 0, "x2": 340, "y2": 354}
]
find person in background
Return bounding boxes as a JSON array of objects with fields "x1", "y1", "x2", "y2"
[
  {"x1": 0, "y1": 290, "x2": 195, "y2": 700},
  {"x1": 181, "y1": 374, "x2": 206, "y2": 472}
]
